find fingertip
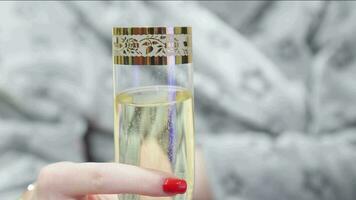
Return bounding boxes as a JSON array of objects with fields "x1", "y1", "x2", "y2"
[{"x1": 162, "y1": 178, "x2": 187, "y2": 194}]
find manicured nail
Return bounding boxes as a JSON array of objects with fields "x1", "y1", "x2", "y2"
[{"x1": 162, "y1": 178, "x2": 187, "y2": 194}]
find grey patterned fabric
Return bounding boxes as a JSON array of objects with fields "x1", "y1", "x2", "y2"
[{"x1": 0, "y1": 1, "x2": 356, "y2": 200}]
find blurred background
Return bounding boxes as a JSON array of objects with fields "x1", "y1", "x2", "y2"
[{"x1": 1, "y1": 1, "x2": 356, "y2": 200}]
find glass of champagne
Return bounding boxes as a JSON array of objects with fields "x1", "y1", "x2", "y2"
[{"x1": 112, "y1": 27, "x2": 194, "y2": 200}]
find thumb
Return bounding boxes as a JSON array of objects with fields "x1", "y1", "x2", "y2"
[{"x1": 35, "y1": 162, "x2": 187, "y2": 199}]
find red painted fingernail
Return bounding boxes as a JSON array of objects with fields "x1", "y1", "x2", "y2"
[{"x1": 162, "y1": 178, "x2": 187, "y2": 194}]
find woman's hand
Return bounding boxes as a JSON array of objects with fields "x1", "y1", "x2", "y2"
[{"x1": 22, "y1": 162, "x2": 187, "y2": 200}]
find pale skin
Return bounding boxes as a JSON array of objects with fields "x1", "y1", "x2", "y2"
[{"x1": 22, "y1": 150, "x2": 213, "y2": 200}]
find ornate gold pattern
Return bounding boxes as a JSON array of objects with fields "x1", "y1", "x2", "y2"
[{"x1": 112, "y1": 27, "x2": 192, "y2": 65}]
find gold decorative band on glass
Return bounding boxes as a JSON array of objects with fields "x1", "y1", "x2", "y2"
[{"x1": 112, "y1": 27, "x2": 192, "y2": 65}]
